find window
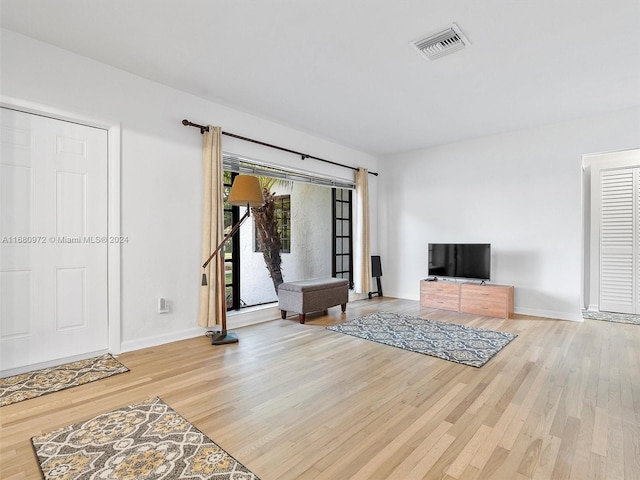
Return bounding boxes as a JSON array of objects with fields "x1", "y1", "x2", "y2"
[
  {"x1": 255, "y1": 194, "x2": 291, "y2": 254},
  {"x1": 223, "y1": 153, "x2": 355, "y2": 313},
  {"x1": 332, "y1": 188, "x2": 353, "y2": 287}
]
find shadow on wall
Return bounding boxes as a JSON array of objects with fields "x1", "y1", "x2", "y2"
[
  {"x1": 513, "y1": 287, "x2": 579, "y2": 319},
  {"x1": 489, "y1": 249, "x2": 540, "y2": 286},
  {"x1": 496, "y1": 250, "x2": 580, "y2": 318}
]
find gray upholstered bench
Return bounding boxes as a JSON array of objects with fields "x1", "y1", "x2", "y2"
[{"x1": 278, "y1": 278, "x2": 349, "y2": 324}]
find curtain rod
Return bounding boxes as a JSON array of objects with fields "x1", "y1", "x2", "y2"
[{"x1": 182, "y1": 119, "x2": 378, "y2": 177}]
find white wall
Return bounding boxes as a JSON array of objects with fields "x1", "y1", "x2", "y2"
[
  {"x1": 379, "y1": 107, "x2": 640, "y2": 321},
  {"x1": 0, "y1": 29, "x2": 378, "y2": 350}
]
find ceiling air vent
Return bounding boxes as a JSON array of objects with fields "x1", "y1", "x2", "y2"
[{"x1": 411, "y1": 23, "x2": 470, "y2": 60}]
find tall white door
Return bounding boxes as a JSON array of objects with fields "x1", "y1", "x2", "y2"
[
  {"x1": 599, "y1": 167, "x2": 639, "y2": 314},
  {"x1": 1, "y1": 108, "x2": 109, "y2": 372}
]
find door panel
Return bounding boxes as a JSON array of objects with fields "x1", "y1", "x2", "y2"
[
  {"x1": 0, "y1": 108, "x2": 109, "y2": 372},
  {"x1": 599, "y1": 168, "x2": 637, "y2": 314}
]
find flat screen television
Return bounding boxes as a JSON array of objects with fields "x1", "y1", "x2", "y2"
[{"x1": 428, "y1": 243, "x2": 491, "y2": 281}]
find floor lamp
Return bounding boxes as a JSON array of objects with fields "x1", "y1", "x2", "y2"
[{"x1": 201, "y1": 175, "x2": 264, "y2": 345}]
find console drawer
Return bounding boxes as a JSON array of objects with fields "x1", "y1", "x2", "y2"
[
  {"x1": 459, "y1": 298, "x2": 507, "y2": 318},
  {"x1": 461, "y1": 284, "x2": 508, "y2": 301},
  {"x1": 421, "y1": 293, "x2": 460, "y2": 311},
  {"x1": 459, "y1": 284, "x2": 513, "y2": 319},
  {"x1": 420, "y1": 281, "x2": 460, "y2": 312}
]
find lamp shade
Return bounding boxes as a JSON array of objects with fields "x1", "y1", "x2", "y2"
[{"x1": 227, "y1": 175, "x2": 264, "y2": 207}]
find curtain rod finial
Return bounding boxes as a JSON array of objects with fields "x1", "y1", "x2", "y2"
[{"x1": 183, "y1": 119, "x2": 209, "y2": 134}]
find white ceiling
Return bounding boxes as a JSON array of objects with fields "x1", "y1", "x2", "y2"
[{"x1": 2, "y1": 0, "x2": 639, "y2": 155}]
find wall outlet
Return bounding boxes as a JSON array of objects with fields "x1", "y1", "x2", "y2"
[{"x1": 158, "y1": 298, "x2": 170, "y2": 313}]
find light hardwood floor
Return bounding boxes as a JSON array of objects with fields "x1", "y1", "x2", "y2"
[{"x1": 1, "y1": 297, "x2": 639, "y2": 479}]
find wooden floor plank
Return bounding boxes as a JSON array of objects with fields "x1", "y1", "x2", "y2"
[{"x1": 1, "y1": 297, "x2": 639, "y2": 479}]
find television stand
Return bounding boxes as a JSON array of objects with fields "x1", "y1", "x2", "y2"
[{"x1": 420, "y1": 280, "x2": 514, "y2": 319}]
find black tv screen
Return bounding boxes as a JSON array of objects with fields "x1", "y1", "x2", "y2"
[{"x1": 428, "y1": 243, "x2": 491, "y2": 280}]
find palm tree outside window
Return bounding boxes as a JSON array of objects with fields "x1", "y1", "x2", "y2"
[{"x1": 255, "y1": 195, "x2": 290, "y2": 254}]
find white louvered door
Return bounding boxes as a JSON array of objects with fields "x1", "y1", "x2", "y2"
[{"x1": 599, "y1": 168, "x2": 638, "y2": 313}]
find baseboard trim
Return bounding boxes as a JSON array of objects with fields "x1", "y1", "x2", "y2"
[
  {"x1": 120, "y1": 327, "x2": 207, "y2": 353},
  {"x1": 513, "y1": 307, "x2": 583, "y2": 322},
  {"x1": 0, "y1": 350, "x2": 108, "y2": 378}
]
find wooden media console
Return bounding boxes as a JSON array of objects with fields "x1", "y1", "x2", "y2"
[{"x1": 420, "y1": 280, "x2": 514, "y2": 319}]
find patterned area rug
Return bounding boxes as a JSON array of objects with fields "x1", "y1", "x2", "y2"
[
  {"x1": 328, "y1": 312, "x2": 517, "y2": 367},
  {"x1": 31, "y1": 397, "x2": 260, "y2": 480},
  {"x1": 582, "y1": 309, "x2": 640, "y2": 325},
  {"x1": 0, "y1": 353, "x2": 129, "y2": 407}
]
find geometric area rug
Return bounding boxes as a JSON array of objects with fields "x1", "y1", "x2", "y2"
[
  {"x1": 327, "y1": 311, "x2": 517, "y2": 368},
  {"x1": 31, "y1": 396, "x2": 261, "y2": 480},
  {"x1": 0, "y1": 353, "x2": 129, "y2": 407},
  {"x1": 581, "y1": 309, "x2": 640, "y2": 325}
]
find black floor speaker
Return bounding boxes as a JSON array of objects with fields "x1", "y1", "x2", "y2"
[
  {"x1": 371, "y1": 255, "x2": 382, "y2": 278},
  {"x1": 368, "y1": 256, "x2": 383, "y2": 299}
]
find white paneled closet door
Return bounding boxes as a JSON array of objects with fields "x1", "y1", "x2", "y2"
[
  {"x1": 0, "y1": 108, "x2": 109, "y2": 373},
  {"x1": 599, "y1": 168, "x2": 638, "y2": 313}
]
